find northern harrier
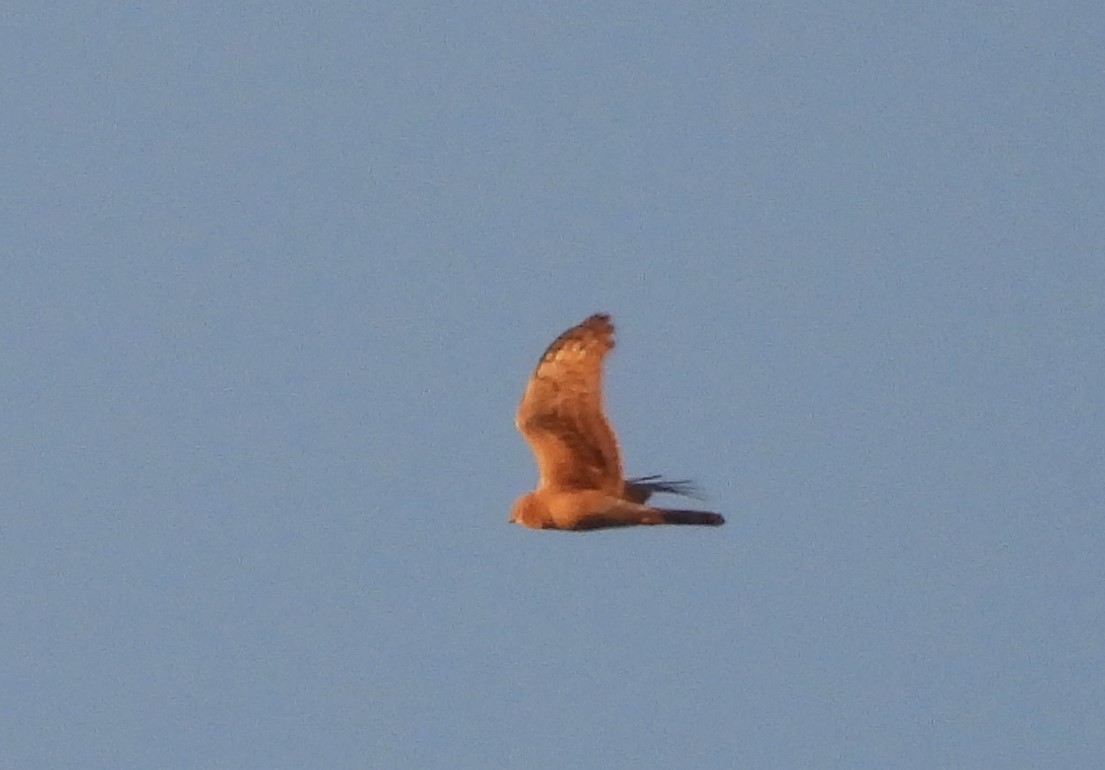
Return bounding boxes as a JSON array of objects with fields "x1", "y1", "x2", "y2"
[{"x1": 510, "y1": 313, "x2": 724, "y2": 531}]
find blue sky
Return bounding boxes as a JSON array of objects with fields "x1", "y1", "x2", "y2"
[{"x1": 3, "y1": 3, "x2": 1103, "y2": 768}]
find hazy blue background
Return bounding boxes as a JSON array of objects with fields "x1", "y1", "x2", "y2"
[{"x1": 3, "y1": 2, "x2": 1103, "y2": 768}]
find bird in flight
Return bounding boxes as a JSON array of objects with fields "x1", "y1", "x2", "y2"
[{"x1": 510, "y1": 313, "x2": 725, "y2": 531}]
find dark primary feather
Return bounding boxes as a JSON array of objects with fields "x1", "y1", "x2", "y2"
[{"x1": 624, "y1": 475, "x2": 702, "y2": 502}]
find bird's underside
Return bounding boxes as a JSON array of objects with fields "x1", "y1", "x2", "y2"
[
  {"x1": 510, "y1": 313, "x2": 724, "y2": 531},
  {"x1": 511, "y1": 485, "x2": 724, "y2": 531}
]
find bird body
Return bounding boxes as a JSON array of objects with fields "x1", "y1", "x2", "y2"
[{"x1": 510, "y1": 314, "x2": 724, "y2": 531}]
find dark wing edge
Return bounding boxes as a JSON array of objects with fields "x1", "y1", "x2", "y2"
[{"x1": 623, "y1": 475, "x2": 703, "y2": 503}]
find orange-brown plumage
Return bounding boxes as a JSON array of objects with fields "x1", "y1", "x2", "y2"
[{"x1": 511, "y1": 314, "x2": 724, "y2": 531}]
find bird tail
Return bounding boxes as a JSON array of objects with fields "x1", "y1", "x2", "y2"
[{"x1": 658, "y1": 509, "x2": 725, "y2": 526}]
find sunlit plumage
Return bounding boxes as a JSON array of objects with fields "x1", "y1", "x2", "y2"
[{"x1": 510, "y1": 313, "x2": 724, "y2": 531}]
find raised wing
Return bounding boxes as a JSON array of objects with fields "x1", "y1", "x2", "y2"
[{"x1": 515, "y1": 314, "x2": 624, "y2": 494}]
